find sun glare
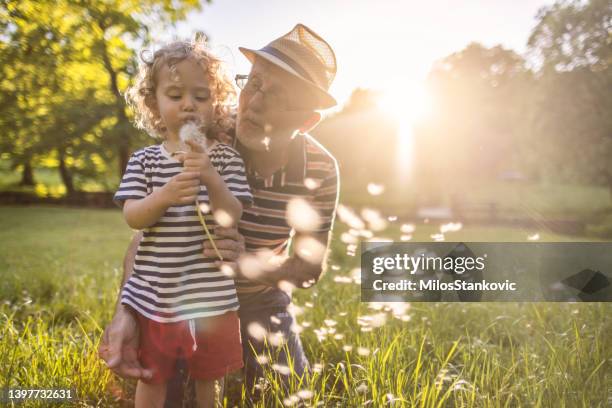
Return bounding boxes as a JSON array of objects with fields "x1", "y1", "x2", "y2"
[{"x1": 377, "y1": 81, "x2": 432, "y2": 127}]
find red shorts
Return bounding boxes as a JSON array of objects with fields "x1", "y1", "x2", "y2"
[{"x1": 136, "y1": 311, "x2": 243, "y2": 384}]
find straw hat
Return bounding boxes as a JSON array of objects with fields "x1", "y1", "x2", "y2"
[{"x1": 239, "y1": 23, "x2": 337, "y2": 109}]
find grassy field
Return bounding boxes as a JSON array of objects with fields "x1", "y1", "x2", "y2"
[{"x1": 0, "y1": 206, "x2": 610, "y2": 407}]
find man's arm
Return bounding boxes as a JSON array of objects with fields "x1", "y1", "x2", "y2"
[{"x1": 98, "y1": 231, "x2": 152, "y2": 380}]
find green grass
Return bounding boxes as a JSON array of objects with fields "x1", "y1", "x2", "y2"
[{"x1": 0, "y1": 206, "x2": 610, "y2": 407}]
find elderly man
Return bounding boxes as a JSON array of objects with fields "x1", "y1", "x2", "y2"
[{"x1": 100, "y1": 23, "x2": 339, "y2": 402}]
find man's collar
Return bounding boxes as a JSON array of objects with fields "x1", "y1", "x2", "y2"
[{"x1": 233, "y1": 133, "x2": 307, "y2": 189}]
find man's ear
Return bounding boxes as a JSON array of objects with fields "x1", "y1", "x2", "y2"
[{"x1": 299, "y1": 112, "x2": 322, "y2": 133}]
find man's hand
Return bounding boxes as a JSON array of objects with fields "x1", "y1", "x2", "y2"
[
  {"x1": 98, "y1": 307, "x2": 153, "y2": 380},
  {"x1": 203, "y1": 226, "x2": 245, "y2": 271},
  {"x1": 183, "y1": 139, "x2": 217, "y2": 185}
]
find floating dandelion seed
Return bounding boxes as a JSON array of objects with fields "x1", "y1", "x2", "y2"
[
  {"x1": 334, "y1": 334, "x2": 345, "y2": 340},
  {"x1": 357, "y1": 347, "x2": 370, "y2": 356},
  {"x1": 287, "y1": 303, "x2": 304, "y2": 316},
  {"x1": 277, "y1": 280, "x2": 296, "y2": 293},
  {"x1": 304, "y1": 178, "x2": 321, "y2": 190},
  {"x1": 388, "y1": 215, "x2": 398, "y2": 221},
  {"x1": 431, "y1": 233, "x2": 445, "y2": 241},
  {"x1": 297, "y1": 390, "x2": 313, "y2": 399},
  {"x1": 440, "y1": 222, "x2": 463, "y2": 233},
  {"x1": 340, "y1": 232, "x2": 358, "y2": 244},
  {"x1": 339, "y1": 311, "x2": 347, "y2": 317},
  {"x1": 367, "y1": 183, "x2": 384, "y2": 195},
  {"x1": 400, "y1": 234, "x2": 412, "y2": 241},
  {"x1": 261, "y1": 136, "x2": 271, "y2": 151},
  {"x1": 283, "y1": 396, "x2": 299, "y2": 406},
  {"x1": 337, "y1": 205, "x2": 366, "y2": 229},
  {"x1": 287, "y1": 198, "x2": 321, "y2": 232},
  {"x1": 333, "y1": 276, "x2": 352, "y2": 283},
  {"x1": 213, "y1": 209, "x2": 234, "y2": 227},
  {"x1": 342, "y1": 345, "x2": 353, "y2": 352},
  {"x1": 361, "y1": 208, "x2": 387, "y2": 231},
  {"x1": 220, "y1": 263, "x2": 235, "y2": 278},
  {"x1": 247, "y1": 322, "x2": 267, "y2": 341},
  {"x1": 295, "y1": 236, "x2": 326, "y2": 264},
  {"x1": 331, "y1": 265, "x2": 340, "y2": 271},
  {"x1": 355, "y1": 384, "x2": 368, "y2": 394},
  {"x1": 238, "y1": 254, "x2": 265, "y2": 279},
  {"x1": 324, "y1": 319, "x2": 337, "y2": 327},
  {"x1": 301, "y1": 321, "x2": 311, "y2": 327},
  {"x1": 268, "y1": 331, "x2": 285, "y2": 347},
  {"x1": 255, "y1": 355, "x2": 269, "y2": 365},
  {"x1": 400, "y1": 223, "x2": 415, "y2": 233},
  {"x1": 271, "y1": 364, "x2": 291, "y2": 376},
  {"x1": 401, "y1": 315, "x2": 412, "y2": 322},
  {"x1": 198, "y1": 202, "x2": 211, "y2": 213},
  {"x1": 304, "y1": 302, "x2": 314, "y2": 308},
  {"x1": 528, "y1": 233, "x2": 540, "y2": 241}
]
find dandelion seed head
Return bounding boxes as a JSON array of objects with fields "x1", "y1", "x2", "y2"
[
  {"x1": 179, "y1": 121, "x2": 205, "y2": 144},
  {"x1": 342, "y1": 345, "x2": 353, "y2": 352}
]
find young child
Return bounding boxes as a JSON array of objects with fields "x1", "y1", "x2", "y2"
[{"x1": 114, "y1": 38, "x2": 252, "y2": 408}]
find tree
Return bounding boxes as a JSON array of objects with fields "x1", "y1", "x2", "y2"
[
  {"x1": 413, "y1": 43, "x2": 533, "y2": 203},
  {"x1": 0, "y1": 0, "x2": 205, "y2": 193},
  {"x1": 527, "y1": 0, "x2": 612, "y2": 197}
]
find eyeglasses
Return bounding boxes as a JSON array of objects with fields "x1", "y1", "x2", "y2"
[{"x1": 235, "y1": 74, "x2": 307, "y2": 111}]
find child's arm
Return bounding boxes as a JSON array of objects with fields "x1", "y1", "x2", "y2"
[{"x1": 123, "y1": 171, "x2": 202, "y2": 229}]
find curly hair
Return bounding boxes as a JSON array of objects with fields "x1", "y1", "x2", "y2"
[{"x1": 125, "y1": 37, "x2": 236, "y2": 140}]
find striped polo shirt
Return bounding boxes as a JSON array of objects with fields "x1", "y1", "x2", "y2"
[
  {"x1": 234, "y1": 133, "x2": 339, "y2": 310},
  {"x1": 114, "y1": 143, "x2": 253, "y2": 323}
]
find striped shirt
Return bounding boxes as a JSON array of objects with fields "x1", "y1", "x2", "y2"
[
  {"x1": 234, "y1": 133, "x2": 339, "y2": 310},
  {"x1": 114, "y1": 143, "x2": 253, "y2": 323}
]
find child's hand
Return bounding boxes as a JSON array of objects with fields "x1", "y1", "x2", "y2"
[
  {"x1": 183, "y1": 139, "x2": 217, "y2": 185},
  {"x1": 159, "y1": 171, "x2": 201, "y2": 206}
]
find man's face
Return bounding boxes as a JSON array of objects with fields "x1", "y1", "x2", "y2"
[
  {"x1": 236, "y1": 59, "x2": 318, "y2": 152},
  {"x1": 154, "y1": 58, "x2": 214, "y2": 139}
]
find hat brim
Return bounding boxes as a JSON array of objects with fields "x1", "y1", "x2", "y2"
[{"x1": 239, "y1": 47, "x2": 337, "y2": 109}]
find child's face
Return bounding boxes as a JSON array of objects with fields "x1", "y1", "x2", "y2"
[{"x1": 154, "y1": 58, "x2": 214, "y2": 139}]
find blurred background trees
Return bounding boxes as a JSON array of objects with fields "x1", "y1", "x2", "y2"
[{"x1": 0, "y1": 0, "x2": 610, "y2": 222}]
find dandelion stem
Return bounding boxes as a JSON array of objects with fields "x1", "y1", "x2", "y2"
[{"x1": 196, "y1": 199, "x2": 223, "y2": 261}]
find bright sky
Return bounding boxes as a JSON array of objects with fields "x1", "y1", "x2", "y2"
[{"x1": 160, "y1": 0, "x2": 552, "y2": 107}]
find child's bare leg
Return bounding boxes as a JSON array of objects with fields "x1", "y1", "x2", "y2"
[
  {"x1": 195, "y1": 377, "x2": 225, "y2": 408},
  {"x1": 135, "y1": 380, "x2": 167, "y2": 408}
]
